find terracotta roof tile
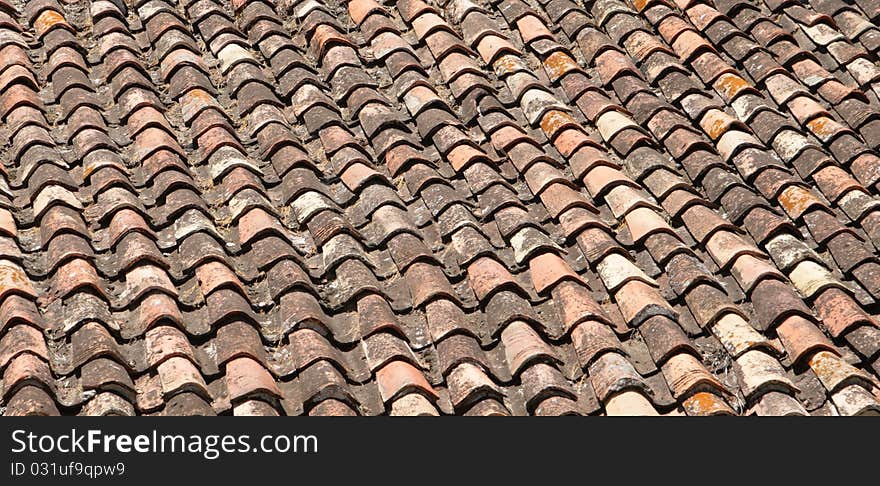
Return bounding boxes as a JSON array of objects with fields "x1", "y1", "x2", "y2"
[{"x1": 0, "y1": 0, "x2": 876, "y2": 416}]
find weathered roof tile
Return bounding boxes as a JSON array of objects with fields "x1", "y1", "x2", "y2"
[{"x1": 0, "y1": 0, "x2": 876, "y2": 418}]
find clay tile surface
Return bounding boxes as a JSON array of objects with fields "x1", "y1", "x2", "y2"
[{"x1": 1, "y1": 0, "x2": 878, "y2": 418}]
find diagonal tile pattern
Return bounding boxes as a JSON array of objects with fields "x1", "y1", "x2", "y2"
[{"x1": 1, "y1": 0, "x2": 879, "y2": 416}]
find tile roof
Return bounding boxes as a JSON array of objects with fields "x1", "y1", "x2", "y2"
[{"x1": 0, "y1": 0, "x2": 879, "y2": 416}]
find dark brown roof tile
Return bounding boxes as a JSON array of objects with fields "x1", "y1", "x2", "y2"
[
  {"x1": 519, "y1": 361, "x2": 577, "y2": 410},
  {"x1": 683, "y1": 283, "x2": 742, "y2": 328}
]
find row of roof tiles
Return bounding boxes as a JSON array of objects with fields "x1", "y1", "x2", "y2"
[{"x1": 0, "y1": 0, "x2": 879, "y2": 415}]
